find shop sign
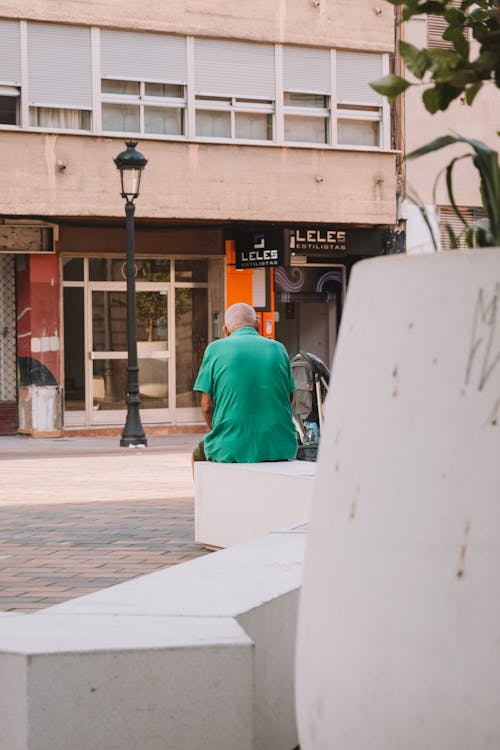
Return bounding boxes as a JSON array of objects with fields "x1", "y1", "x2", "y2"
[
  {"x1": 287, "y1": 227, "x2": 384, "y2": 256},
  {"x1": 0, "y1": 223, "x2": 57, "y2": 254},
  {"x1": 235, "y1": 230, "x2": 285, "y2": 269}
]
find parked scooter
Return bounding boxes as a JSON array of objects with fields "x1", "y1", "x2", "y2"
[{"x1": 290, "y1": 351, "x2": 330, "y2": 461}]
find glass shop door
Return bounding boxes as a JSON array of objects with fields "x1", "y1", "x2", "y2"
[{"x1": 89, "y1": 282, "x2": 171, "y2": 425}]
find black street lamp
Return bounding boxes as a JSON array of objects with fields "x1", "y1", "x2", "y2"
[{"x1": 114, "y1": 141, "x2": 148, "y2": 448}]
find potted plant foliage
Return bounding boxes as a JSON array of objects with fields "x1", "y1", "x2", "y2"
[{"x1": 371, "y1": 0, "x2": 500, "y2": 249}]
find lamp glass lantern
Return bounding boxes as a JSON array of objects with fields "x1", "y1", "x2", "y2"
[{"x1": 114, "y1": 141, "x2": 148, "y2": 203}]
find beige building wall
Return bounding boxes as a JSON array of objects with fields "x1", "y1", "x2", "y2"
[
  {"x1": 0, "y1": 0, "x2": 394, "y2": 51},
  {"x1": 0, "y1": 0, "x2": 398, "y2": 226},
  {"x1": 2, "y1": 132, "x2": 396, "y2": 225}
]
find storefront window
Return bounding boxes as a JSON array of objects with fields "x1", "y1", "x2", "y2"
[
  {"x1": 89, "y1": 258, "x2": 171, "y2": 282},
  {"x1": 175, "y1": 259, "x2": 208, "y2": 282},
  {"x1": 175, "y1": 287, "x2": 208, "y2": 408},
  {"x1": 137, "y1": 259, "x2": 170, "y2": 281},
  {"x1": 92, "y1": 290, "x2": 127, "y2": 351},
  {"x1": 62, "y1": 257, "x2": 84, "y2": 281},
  {"x1": 92, "y1": 359, "x2": 168, "y2": 411},
  {"x1": 63, "y1": 287, "x2": 85, "y2": 410},
  {"x1": 89, "y1": 258, "x2": 126, "y2": 281},
  {"x1": 63, "y1": 256, "x2": 213, "y2": 425}
]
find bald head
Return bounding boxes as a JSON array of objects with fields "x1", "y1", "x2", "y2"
[{"x1": 224, "y1": 302, "x2": 257, "y2": 334}]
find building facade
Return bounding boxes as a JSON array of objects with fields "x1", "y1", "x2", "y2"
[{"x1": 0, "y1": 1, "x2": 397, "y2": 436}]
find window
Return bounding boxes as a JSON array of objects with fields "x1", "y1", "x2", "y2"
[
  {"x1": 27, "y1": 22, "x2": 93, "y2": 131},
  {"x1": 29, "y1": 108, "x2": 91, "y2": 129},
  {"x1": 194, "y1": 38, "x2": 275, "y2": 141},
  {"x1": 336, "y1": 52, "x2": 384, "y2": 147},
  {"x1": 283, "y1": 46, "x2": 331, "y2": 144},
  {"x1": 101, "y1": 79, "x2": 186, "y2": 135},
  {"x1": 1, "y1": 18, "x2": 390, "y2": 150},
  {"x1": 100, "y1": 29, "x2": 187, "y2": 135},
  {"x1": 0, "y1": 20, "x2": 21, "y2": 126},
  {"x1": 195, "y1": 96, "x2": 273, "y2": 140},
  {"x1": 0, "y1": 86, "x2": 20, "y2": 125},
  {"x1": 284, "y1": 92, "x2": 329, "y2": 144}
]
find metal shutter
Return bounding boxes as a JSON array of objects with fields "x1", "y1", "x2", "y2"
[
  {"x1": 0, "y1": 20, "x2": 21, "y2": 84},
  {"x1": 283, "y1": 45, "x2": 330, "y2": 94},
  {"x1": 336, "y1": 51, "x2": 383, "y2": 105},
  {"x1": 427, "y1": 2, "x2": 464, "y2": 48},
  {"x1": 101, "y1": 30, "x2": 187, "y2": 83},
  {"x1": 194, "y1": 38, "x2": 275, "y2": 99},
  {"x1": 27, "y1": 22, "x2": 92, "y2": 107}
]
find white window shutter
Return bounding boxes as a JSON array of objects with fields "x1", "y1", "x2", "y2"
[
  {"x1": 0, "y1": 20, "x2": 21, "y2": 84},
  {"x1": 283, "y1": 45, "x2": 330, "y2": 93},
  {"x1": 427, "y1": 2, "x2": 464, "y2": 48},
  {"x1": 27, "y1": 22, "x2": 92, "y2": 107},
  {"x1": 101, "y1": 30, "x2": 187, "y2": 83},
  {"x1": 194, "y1": 38, "x2": 275, "y2": 99},
  {"x1": 336, "y1": 51, "x2": 383, "y2": 105}
]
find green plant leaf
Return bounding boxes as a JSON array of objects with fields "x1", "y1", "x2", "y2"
[
  {"x1": 422, "y1": 87, "x2": 442, "y2": 113},
  {"x1": 474, "y1": 49, "x2": 500, "y2": 75},
  {"x1": 465, "y1": 80, "x2": 483, "y2": 104},
  {"x1": 426, "y1": 48, "x2": 462, "y2": 77},
  {"x1": 399, "y1": 41, "x2": 429, "y2": 79},
  {"x1": 444, "y1": 223, "x2": 460, "y2": 249},
  {"x1": 442, "y1": 27, "x2": 469, "y2": 57},
  {"x1": 448, "y1": 69, "x2": 480, "y2": 88},
  {"x1": 446, "y1": 155, "x2": 472, "y2": 227},
  {"x1": 406, "y1": 134, "x2": 459, "y2": 160},
  {"x1": 464, "y1": 226, "x2": 475, "y2": 248},
  {"x1": 422, "y1": 84, "x2": 461, "y2": 112},
  {"x1": 418, "y1": 2, "x2": 451, "y2": 13},
  {"x1": 369, "y1": 74, "x2": 411, "y2": 100},
  {"x1": 444, "y1": 7, "x2": 465, "y2": 25}
]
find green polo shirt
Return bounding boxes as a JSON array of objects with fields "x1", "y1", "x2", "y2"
[{"x1": 193, "y1": 327, "x2": 297, "y2": 463}]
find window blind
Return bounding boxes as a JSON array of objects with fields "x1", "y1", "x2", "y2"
[
  {"x1": 427, "y1": 2, "x2": 464, "y2": 48},
  {"x1": 194, "y1": 38, "x2": 275, "y2": 99},
  {"x1": 101, "y1": 30, "x2": 187, "y2": 83},
  {"x1": 283, "y1": 45, "x2": 330, "y2": 93},
  {"x1": 439, "y1": 205, "x2": 486, "y2": 249},
  {"x1": 0, "y1": 20, "x2": 21, "y2": 84},
  {"x1": 27, "y1": 22, "x2": 92, "y2": 107},
  {"x1": 336, "y1": 52, "x2": 383, "y2": 105}
]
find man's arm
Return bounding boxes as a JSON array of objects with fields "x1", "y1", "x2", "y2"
[{"x1": 200, "y1": 392, "x2": 214, "y2": 428}]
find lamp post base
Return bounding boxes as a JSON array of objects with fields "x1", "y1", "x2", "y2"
[
  {"x1": 120, "y1": 436, "x2": 148, "y2": 448},
  {"x1": 120, "y1": 404, "x2": 148, "y2": 448}
]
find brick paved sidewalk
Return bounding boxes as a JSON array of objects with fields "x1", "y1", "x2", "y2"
[{"x1": 0, "y1": 434, "x2": 210, "y2": 613}]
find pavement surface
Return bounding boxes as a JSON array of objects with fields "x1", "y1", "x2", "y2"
[{"x1": 0, "y1": 433, "x2": 210, "y2": 613}]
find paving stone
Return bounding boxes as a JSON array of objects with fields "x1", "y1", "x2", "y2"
[{"x1": 0, "y1": 434, "x2": 211, "y2": 612}]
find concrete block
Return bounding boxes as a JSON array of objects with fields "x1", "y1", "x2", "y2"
[
  {"x1": 194, "y1": 460, "x2": 316, "y2": 548},
  {"x1": 44, "y1": 532, "x2": 308, "y2": 750},
  {"x1": 0, "y1": 530, "x2": 307, "y2": 750},
  {"x1": 0, "y1": 614, "x2": 253, "y2": 750},
  {"x1": 296, "y1": 249, "x2": 500, "y2": 749}
]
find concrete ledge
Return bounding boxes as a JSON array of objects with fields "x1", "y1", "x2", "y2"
[
  {"x1": 0, "y1": 527, "x2": 308, "y2": 750},
  {"x1": 195, "y1": 460, "x2": 316, "y2": 548},
  {"x1": 0, "y1": 615, "x2": 253, "y2": 750}
]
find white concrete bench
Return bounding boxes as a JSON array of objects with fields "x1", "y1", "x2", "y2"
[
  {"x1": 194, "y1": 459, "x2": 316, "y2": 548},
  {"x1": 0, "y1": 521, "x2": 308, "y2": 750}
]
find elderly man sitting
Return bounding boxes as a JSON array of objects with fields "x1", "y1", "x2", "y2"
[{"x1": 192, "y1": 302, "x2": 298, "y2": 464}]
